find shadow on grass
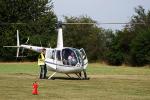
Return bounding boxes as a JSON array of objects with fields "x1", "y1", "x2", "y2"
[{"x1": 46, "y1": 77, "x2": 90, "y2": 80}]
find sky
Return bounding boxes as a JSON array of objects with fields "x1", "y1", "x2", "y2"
[{"x1": 53, "y1": 0, "x2": 150, "y2": 30}]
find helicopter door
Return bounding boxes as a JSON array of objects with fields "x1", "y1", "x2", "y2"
[
  {"x1": 51, "y1": 50, "x2": 57, "y2": 70},
  {"x1": 79, "y1": 48, "x2": 88, "y2": 68},
  {"x1": 45, "y1": 49, "x2": 56, "y2": 70}
]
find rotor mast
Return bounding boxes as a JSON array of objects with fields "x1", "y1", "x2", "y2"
[{"x1": 57, "y1": 21, "x2": 63, "y2": 49}]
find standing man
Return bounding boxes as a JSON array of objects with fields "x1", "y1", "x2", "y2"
[{"x1": 38, "y1": 49, "x2": 47, "y2": 79}]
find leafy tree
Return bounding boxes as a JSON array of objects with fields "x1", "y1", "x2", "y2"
[
  {"x1": 110, "y1": 6, "x2": 150, "y2": 66},
  {"x1": 99, "y1": 29, "x2": 114, "y2": 61},
  {"x1": 0, "y1": 0, "x2": 57, "y2": 61},
  {"x1": 127, "y1": 6, "x2": 150, "y2": 66},
  {"x1": 130, "y1": 6, "x2": 150, "y2": 31},
  {"x1": 104, "y1": 31, "x2": 124, "y2": 65},
  {"x1": 130, "y1": 29, "x2": 150, "y2": 66}
]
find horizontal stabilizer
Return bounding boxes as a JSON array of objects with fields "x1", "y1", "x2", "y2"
[{"x1": 15, "y1": 56, "x2": 27, "y2": 58}]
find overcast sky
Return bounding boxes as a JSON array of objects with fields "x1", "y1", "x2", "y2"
[{"x1": 53, "y1": 0, "x2": 150, "y2": 30}]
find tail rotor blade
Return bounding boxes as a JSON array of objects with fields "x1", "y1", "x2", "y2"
[
  {"x1": 16, "y1": 47, "x2": 20, "y2": 57},
  {"x1": 17, "y1": 30, "x2": 20, "y2": 46}
]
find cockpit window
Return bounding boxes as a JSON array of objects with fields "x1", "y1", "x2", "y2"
[
  {"x1": 62, "y1": 48, "x2": 78, "y2": 66},
  {"x1": 51, "y1": 50, "x2": 55, "y2": 59},
  {"x1": 80, "y1": 48, "x2": 87, "y2": 60},
  {"x1": 56, "y1": 50, "x2": 61, "y2": 61},
  {"x1": 74, "y1": 49, "x2": 82, "y2": 63}
]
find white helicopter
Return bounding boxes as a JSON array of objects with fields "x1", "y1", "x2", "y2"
[{"x1": 4, "y1": 21, "x2": 90, "y2": 80}]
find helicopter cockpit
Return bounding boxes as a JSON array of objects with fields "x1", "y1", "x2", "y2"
[
  {"x1": 46, "y1": 47, "x2": 87, "y2": 67},
  {"x1": 62, "y1": 48, "x2": 81, "y2": 66}
]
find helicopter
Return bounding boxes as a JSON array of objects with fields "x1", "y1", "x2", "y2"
[
  {"x1": 3, "y1": 21, "x2": 145, "y2": 80},
  {"x1": 3, "y1": 21, "x2": 90, "y2": 80}
]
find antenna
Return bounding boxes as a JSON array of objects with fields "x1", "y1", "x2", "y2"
[
  {"x1": 38, "y1": 38, "x2": 42, "y2": 47},
  {"x1": 48, "y1": 42, "x2": 51, "y2": 48}
]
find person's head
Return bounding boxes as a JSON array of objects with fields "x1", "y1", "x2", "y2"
[
  {"x1": 71, "y1": 52, "x2": 74, "y2": 56},
  {"x1": 41, "y1": 48, "x2": 46, "y2": 54}
]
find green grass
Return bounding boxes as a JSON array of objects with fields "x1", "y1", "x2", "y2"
[
  {"x1": 0, "y1": 62, "x2": 38, "y2": 73},
  {"x1": 0, "y1": 62, "x2": 150, "y2": 100},
  {"x1": 88, "y1": 63, "x2": 150, "y2": 75}
]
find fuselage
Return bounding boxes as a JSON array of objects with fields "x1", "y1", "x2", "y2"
[{"x1": 45, "y1": 47, "x2": 88, "y2": 73}]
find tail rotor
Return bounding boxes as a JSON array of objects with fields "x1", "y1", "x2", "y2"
[{"x1": 3, "y1": 30, "x2": 21, "y2": 57}]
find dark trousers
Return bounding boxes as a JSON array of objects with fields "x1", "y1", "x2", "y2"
[{"x1": 40, "y1": 64, "x2": 47, "y2": 79}]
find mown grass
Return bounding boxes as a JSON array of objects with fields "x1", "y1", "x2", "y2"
[
  {"x1": 88, "y1": 63, "x2": 150, "y2": 75},
  {"x1": 0, "y1": 62, "x2": 150, "y2": 100}
]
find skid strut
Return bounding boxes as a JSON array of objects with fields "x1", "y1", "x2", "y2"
[{"x1": 48, "y1": 72, "x2": 56, "y2": 79}]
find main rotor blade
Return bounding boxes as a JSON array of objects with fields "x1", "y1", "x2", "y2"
[
  {"x1": 63, "y1": 23, "x2": 95, "y2": 25},
  {"x1": 97, "y1": 22, "x2": 146, "y2": 25},
  {"x1": 62, "y1": 22, "x2": 146, "y2": 25},
  {"x1": 0, "y1": 23, "x2": 26, "y2": 25}
]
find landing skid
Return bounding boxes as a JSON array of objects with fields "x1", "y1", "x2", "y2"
[
  {"x1": 47, "y1": 70, "x2": 90, "y2": 80},
  {"x1": 48, "y1": 72, "x2": 56, "y2": 79},
  {"x1": 75, "y1": 73, "x2": 90, "y2": 80}
]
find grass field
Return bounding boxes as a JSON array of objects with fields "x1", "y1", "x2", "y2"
[{"x1": 0, "y1": 62, "x2": 150, "y2": 100}]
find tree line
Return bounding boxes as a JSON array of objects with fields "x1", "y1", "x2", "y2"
[{"x1": 0, "y1": 1, "x2": 149, "y2": 66}]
